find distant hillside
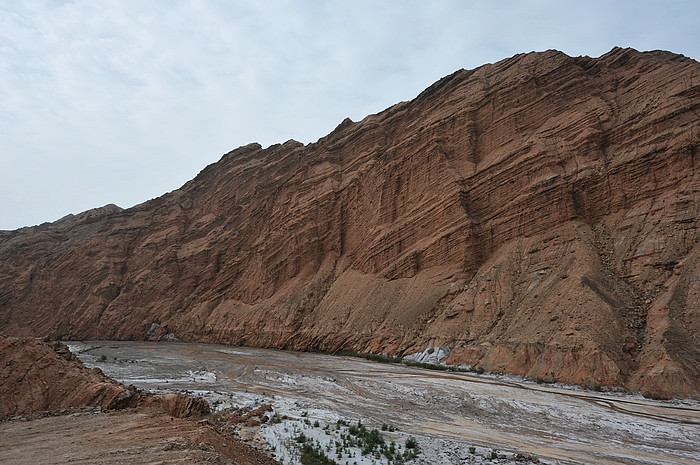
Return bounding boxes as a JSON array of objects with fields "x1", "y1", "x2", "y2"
[{"x1": 1, "y1": 47, "x2": 698, "y2": 399}]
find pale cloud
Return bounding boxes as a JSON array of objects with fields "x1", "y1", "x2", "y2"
[{"x1": 1, "y1": 0, "x2": 698, "y2": 229}]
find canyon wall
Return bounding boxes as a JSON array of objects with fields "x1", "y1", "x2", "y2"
[{"x1": 1, "y1": 47, "x2": 698, "y2": 399}]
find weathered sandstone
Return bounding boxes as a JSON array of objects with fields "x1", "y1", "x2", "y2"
[
  {"x1": 1, "y1": 47, "x2": 698, "y2": 399},
  {"x1": 0, "y1": 336, "x2": 140, "y2": 416},
  {"x1": 0, "y1": 336, "x2": 278, "y2": 465}
]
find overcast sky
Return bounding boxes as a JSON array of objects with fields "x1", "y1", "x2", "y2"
[{"x1": 1, "y1": 1, "x2": 698, "y2": 230}]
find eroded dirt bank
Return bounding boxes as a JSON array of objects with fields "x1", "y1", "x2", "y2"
[
  {"x1": 69, "y1": 341, "x2": 700, "y2": 465},
  {"x1": 0, "y1": 336, "x2": 278, "y2": 465}
]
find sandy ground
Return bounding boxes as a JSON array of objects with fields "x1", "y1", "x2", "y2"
[
  {"x1": 66, "y1": 341, "x2": 700, "y2": 465},
  {"x1": 0, "y1": 407, "x2": 276, "y2": 465}
]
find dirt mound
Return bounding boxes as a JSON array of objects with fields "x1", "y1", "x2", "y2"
[
  {"x1": 0, "y1": 336, "x2": 141, "y2": 417},
  {"x1": 1, "y1": 47, "x2": 699, "y2": 398},
  {"x1": 0, "y1": 336, "x2": 278, "y2": 464},
  {"x1": 0, "y1": 409, "x2": 279, "y2": 465},
  {"x1": 151, "y1": 392, "x2": 211, "y2": 418}
]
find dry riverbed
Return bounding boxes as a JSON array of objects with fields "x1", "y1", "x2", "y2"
[{"x1": 68, "y1": 341, "x2": 699, "y2": 465}]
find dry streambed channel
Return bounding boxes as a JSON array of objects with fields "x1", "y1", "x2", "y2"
[{"x1": 68, "y1": 341, "x2": 699, "y2": 465}]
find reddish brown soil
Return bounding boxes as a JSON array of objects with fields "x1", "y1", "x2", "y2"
[
  {"x1": 0, "y1": 410, "x2": 278, "y2": 465},
  {"x1": 1, "y1": 47, "x2": 699, "y2": 399},
  {"x1": 0, "y1": 336, "x2": 278, "y2": 465},
  {"x1": 0, "y1": 336, "x2": 140, "y2": 417}
]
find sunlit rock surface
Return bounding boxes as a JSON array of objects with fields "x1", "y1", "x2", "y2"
[{"x1": 1, "y1": 47, "x2": 699, "y2": 399}]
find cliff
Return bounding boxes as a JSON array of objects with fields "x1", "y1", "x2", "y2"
[{"x1": 1, "y1": 47, "x2": 698, "y2": 399}]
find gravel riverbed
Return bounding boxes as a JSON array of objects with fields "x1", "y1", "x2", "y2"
[{"x1": 68, "y1": 341, "x2": 700, "y2": 465}]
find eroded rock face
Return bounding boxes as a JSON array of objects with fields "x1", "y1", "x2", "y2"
[
  {"x1": 0, "y1": 336, "x2": 213, "y2": 419},
  {"x1": 0, "y1": 336, "x2": 140, "y2": 416},
  {"x1": 1, "y1": 47, "x2": 699, "y2": 398}
]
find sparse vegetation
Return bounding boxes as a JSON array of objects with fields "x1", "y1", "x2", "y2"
[
  {"x1": 584, "y1": 381, "x2": 604, "y2": 392},
  {"x1": 300, "y1": 443, "x2": 338, "y2": 465},
  {"x1": 334, "y1": 350, "x2": 481, "y2": 375},
  {"x1": 335, "y1": 350, "x2": 402, "y2": 364},
  {"x1": 282, "y1": 417, "x2": 419, "y2": 465}
]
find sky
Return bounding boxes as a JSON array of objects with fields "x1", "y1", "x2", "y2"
[{"x1": 1, "y1": 1, "x2": 698, "y2": 230}]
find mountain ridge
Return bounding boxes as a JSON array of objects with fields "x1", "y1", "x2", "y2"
[{"x1": 1, "y1": 47, "x2": 698, "y2": 399}]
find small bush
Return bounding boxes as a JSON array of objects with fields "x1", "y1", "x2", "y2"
[{"x1": 300, "y1": 443, "x2": 338, "y2": 465}]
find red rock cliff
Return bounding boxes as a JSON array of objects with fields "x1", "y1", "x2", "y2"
[{"x1": 1, "y1": 47, "x2": 698, "y2": 399}]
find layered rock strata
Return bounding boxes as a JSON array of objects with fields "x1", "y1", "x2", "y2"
[
  {"x1": 0, "y1": 336, "x2": 140, "y2": 416},
  {"x1": 0, "y1": 336, "x2": 278, "y2": 465},
  {"x1": 1, "y1": 47, "x2": 698, "y2": 399},
  {"x1": 0, "y1": 336, "x2": 213, "y2": 418}
]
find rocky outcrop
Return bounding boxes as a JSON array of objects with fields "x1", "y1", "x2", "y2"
[
  {"x1": 0, "y1": 336, "x2": 140, "y2": 416},
  {"x1": 0, "y1": 336, "x2": 214, "y2": 418},
  {"x1": 151, "y1": 393, "x2": 211, "y2": 419},
  {"x1": 1, "y1": 47, "x2": 699, "y2": 399},
  {"x1": 0, "y1": 336, "x2": 277, "y2": 465}
]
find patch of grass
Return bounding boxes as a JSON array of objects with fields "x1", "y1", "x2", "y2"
[
  {"x1": 335, "y1": 349, "x2": 477, "y2": 374},
  {"x1": 335, "y1": 350, "x2": 403, "y2": 364},
  {"x1": 300, "y1": 443, "x2": 338, "y2": 465},
  {"x1": 583, "y1": 380, "x2": 604, "y2": 392},
  {"x1": 289, "y1": 417, "x2": 417, "y2": 465},
  {"x1": 336, "y1": 418, "x2": 349, "y2": 427},
  {"x1": 403, "y1": 360, "x2": 469, "y2": 373}
]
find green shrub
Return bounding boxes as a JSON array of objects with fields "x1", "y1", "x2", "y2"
[
  {"x1": 405, "y1": 437, "x2": 417, "y2": 449},
  {"x1": 300, "y1": 443, "x2": 338, "y2": 465}
]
